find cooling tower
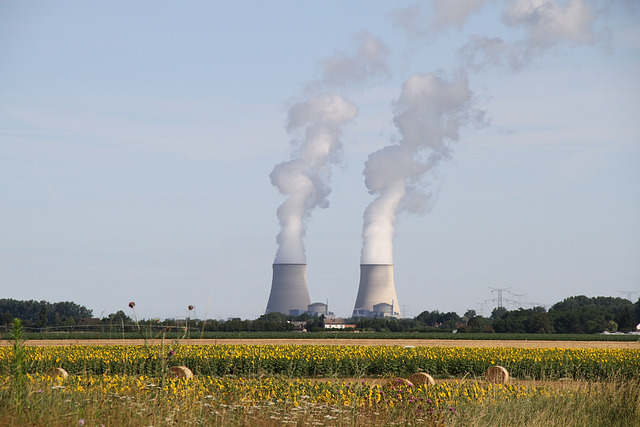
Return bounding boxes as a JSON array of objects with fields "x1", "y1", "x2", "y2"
[
  {"x1": 352, "y1": 264, "x2": 402, "y2": 318},
  {"x1": 265, "y1": 263, "x2": 311, "y2": 315}
]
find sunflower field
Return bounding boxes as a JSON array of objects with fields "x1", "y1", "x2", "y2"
[
  {"x1": 0, "y1": 344, "x2": 638, "y2": 381},
  {"x1": 2, "y1": 344, "x2": 640, "y2": 425}
]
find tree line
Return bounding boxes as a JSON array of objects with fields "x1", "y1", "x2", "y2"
[
  {"x1": 0, "y1": 299, "x2": 93, "y2": 328},
  {"x1": 2, "y1": 295, "x2": 639, "y2": 334},
  {"x1": 356, "y1": 296, "x2": 640, "y2": 334},
  {"x1": 492, "y1": 296, "x2": 639, "y2": 334}
]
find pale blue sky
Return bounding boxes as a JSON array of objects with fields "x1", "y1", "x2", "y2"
[{"x1": 1, "y1": 1, "x2": 638, "y2": 320}]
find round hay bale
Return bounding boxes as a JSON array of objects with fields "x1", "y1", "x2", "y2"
[
  {"x1": 408, "y1": 372, "x2": 435, "y2": 386},
  {"x1": 485, "y1": 365, "x2": 509, "y2": 384},
  {"x1": 169, "y1": 366, "x2": 193, "y2": 379},
  {"x1": 46, "y1": 367, "x2": 68, "y2": 379},
  {"x1": 386, "y1": 377, "x2": 414, "y2": 388}
]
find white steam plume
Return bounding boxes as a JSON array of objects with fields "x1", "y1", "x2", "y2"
[
  {"x1": 314, "y1": 31, "x2": 391, "y2": 90},
  {"x1": 369, "y1": 0, "x2": 618, "y2": 267},
  {"x1": 361, "y1": 71, "x2": 486, "y2": 264},
  {"x1": 458, "y1": 0, "x2": 608, "y2": 71},
  {"x1": 272, "y1": 32, "x2": 390, "y2": 264},
  {"x1": 271, "y1": 94, "x2": 357, "y2": 264},
  {"x1": 389, "y1": 0, "x2": 491, "y2": 42},
  {"x1": 390, "y1": 1, "x2": 611, "y2": 71}
]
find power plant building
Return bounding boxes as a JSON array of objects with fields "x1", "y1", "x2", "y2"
[
  {"x1": 288, "y1": 302, "x2": 332, "y2": 317},
  {"x1": 307, "y1": 302, "x2": 328, "y2": 316},
  {"x1": 265, "y1": 262, "x2": 401, "y2": 318},
  {"x1": 265, "y1": 264, "x2": 311, "y2": 315},
  {"x1": 352, "y1": 264, "x2": 402, "y2": 318}
]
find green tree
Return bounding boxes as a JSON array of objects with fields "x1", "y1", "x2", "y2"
[
  {"x1": 461, "y1": 315, "x2": 493, "y2": 333},
  {"x1": 491, "y1": 307, "x2": 507, "y2": 320},
  {"x1": 107, "y1": 310, "x2": 132, "y2": 324},
  {"x1": 1, "y1": 312, "x2": 13, "y2": 326},
  {"x1": 463, "y1": 309, "x2": 476, "y2": 323},
  {"x1": 549, "y1": 296, "x2": 632, "y2": 334},
  {"x1": 614, "y1": 307, "x2": 636, "y2": 332},
  {"x1": 36, "y1": 306, "x2": 48, "y2": 328},
  {"x1": 527, "y1": 311, "x2": 554, "y2": 333}
]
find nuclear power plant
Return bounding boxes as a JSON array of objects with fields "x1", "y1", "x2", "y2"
[
  {"x1": 352, "y1": 264, "x2": 402, "y2": 318},
  {"x1": 265, "y1": 262, "x2": 400, "y2": 318},
  {"x1": 265, "y1": 264, "x2": 311, "y2": 315}
]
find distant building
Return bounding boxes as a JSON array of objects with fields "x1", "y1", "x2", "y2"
[
  {"x1": 288, "y1": 309, "x2": 307, "y2": 316},
  {"x1": 288, "y1": 321, "x2": 307, "y2": 332},
  {"x1": 352, "y1": 302, "x2": 401, "y2": 319},
  {"x1": 289, "y1": 302, "x2": 335, "y2": 318},
  {"x1": 307, "y1": 302, "x2": 328, "y2": 316},
  {"x1": 324, "y1": 318, "x2": 356, "y2": 330}
]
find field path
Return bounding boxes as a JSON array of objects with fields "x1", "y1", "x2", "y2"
[{"x1": 2, "y1": 338, "x2": 637, "y2": 349}]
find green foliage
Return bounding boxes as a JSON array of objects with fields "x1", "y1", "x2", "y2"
[
  {"x1": 491, "y1": 307, "x2": 508, "y2": 320},
  {"x1": 549, "y1": 296, "x2": 635, "y2": 333},
  {"x1": 3, "y1": 294, "x2": 638, "y2": 336},
  {"x1": 493, "y1": 308, "x2": 554, "y2": 334},
  {"x1": 106, "y1": 310, "x2": 132, "y2": 324},
  {"x1": 415, "y1": 310, "x2": 462, "y2": 329},
  {"x1": 4, "y1": 318, "x2": 28, "y2": 413},
  {"x1": 489, "y1": 296, "x2": 639, "y2": 334},
  {"x1": 4, "y1": 374, "x2": 637, "y2": 427},
  {"x1": 8, "y1": 319, "x2": 26, "y2": 381},
  {"x1": 0, "y1": 299, "x2": 93, "y2": 327},
  {"x1": 459, "y1": 316, "x2": 494, "y2": 333},
  {"x1": 252, "y1": 312, "x2": 295, "y2": 332}
]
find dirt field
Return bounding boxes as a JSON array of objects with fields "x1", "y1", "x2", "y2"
[{"x1": 2, "y1": 338, "x2": 637, "y2": 349}]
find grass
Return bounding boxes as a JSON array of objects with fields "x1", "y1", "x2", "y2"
[
  {"x1": 1, "y1": 374, "x2": 638, "y2": 426},
  {"x1": 1, "y1": 328, "x2": 638, "y2": 426},
  {"x1": 457, "y1": 379, "x2": 640, "y2": 427}
]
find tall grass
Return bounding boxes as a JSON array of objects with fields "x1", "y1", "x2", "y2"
[
  {"x1": 1, "y1": 374, "x2": 638, "y2": 426},
  {"x1": 458, "y1": 378, "x2": 640, "y2": 427}
]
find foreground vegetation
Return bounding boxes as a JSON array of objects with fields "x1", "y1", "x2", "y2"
[
  {"x1": 1, "y1": 321, "x2": 639, "y2": 427},
  {"x1": 2, "y1": 317, "x2": 640, "y2": 426},
  {"x1": 2, "y1": 369, "x2": 639, "y2": 425},
  {"x1": 2, "y1": 373, "x2": 639, "y2": 426}
]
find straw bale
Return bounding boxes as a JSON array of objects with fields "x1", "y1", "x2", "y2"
[
  {"x1": 485, "y1": 365, "x2": 509, "y2": 384},
  {"x1": 169, "y1": 365, "x2": 193, "y2": 379},
  {"x1": 46, "y1": 367, "x2": 68, "y2": 379},
  {"x1": 408, "y1": 372, "x2": 435, "y2": 385}
]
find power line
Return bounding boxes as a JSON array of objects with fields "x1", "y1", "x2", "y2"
[
  {"x1": 401, "y1": 305, "x2": 410, "y2": 319},
  {"x1": 475, "y1": 301, "x2": 488, "y2": 317},
  {"x1": 618, "y1": 291, "x2": 639, "y2": 302},
  {"x1": 510, "y1": 293, "x2": 528, "y2": 309},
  {"x1": 487, "y1": 287, "x2": 515, "y2": 309}
]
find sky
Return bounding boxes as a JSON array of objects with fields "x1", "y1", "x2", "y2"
[{"x1": 1, "y1": 0, "x2": 639, "y2": 321}]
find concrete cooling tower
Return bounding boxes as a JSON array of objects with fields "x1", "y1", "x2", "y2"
[
  {"x1": 265, "y1": 263, "x2": 311, "y2": 315},
  {"x1": 352, "y1": 264, "x2": 402, "y2": 318}
]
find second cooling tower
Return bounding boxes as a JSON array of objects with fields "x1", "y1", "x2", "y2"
[
  {"x1": 265, "y1": 263, "x2": 311, "y2": 315},
  {"x1": 352, "y1": 264, "x2": 402, "y2": 318}
]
